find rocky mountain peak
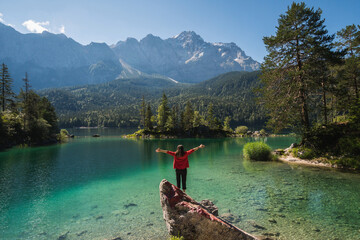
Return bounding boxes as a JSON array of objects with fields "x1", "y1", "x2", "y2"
[{"x1": 172, "y1": 31, "x2": 204, "y2": 47}]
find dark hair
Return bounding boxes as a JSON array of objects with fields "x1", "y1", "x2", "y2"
[{"x1": 175, "y1": 145, "x2": 185, "y2": 158}]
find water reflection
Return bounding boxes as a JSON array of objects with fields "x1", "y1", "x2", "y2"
[{"x1": 0, "y1": 146, "x2": 60, "y2": 207}]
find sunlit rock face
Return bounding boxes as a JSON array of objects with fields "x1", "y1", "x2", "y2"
[{"x1": 112, "y1": 31, "x2": 260, "y2": 83}]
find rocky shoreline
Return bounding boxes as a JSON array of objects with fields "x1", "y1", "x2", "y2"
[
  {"x1": 278, "y1": 155, "x2": 336, "y2": 168},
  {"x1": 275, "y1": 144, "x2": 338, "y2": 169}
]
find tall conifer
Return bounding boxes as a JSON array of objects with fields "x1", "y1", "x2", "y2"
[
  {"x1": 260, "y1": 2, "x2": 334, "y2": 133},
  {"x1": 157, "y1": 93, "x2": 170, "y2": 131},
  {"x1": 0, "y1": 63, "x2": 15, "y2": 111}
]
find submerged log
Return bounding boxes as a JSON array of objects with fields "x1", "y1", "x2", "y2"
[{"x1": 159, "y1": 179, "x2": 257, "y2": 240}]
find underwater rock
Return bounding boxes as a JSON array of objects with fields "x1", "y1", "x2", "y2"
[
  {"x1": 111, "y1": 237, "x2": 122, "y2": 240},
  {"x1": 220, "y1": 212, "x2": 241, "y2": 223},
  {"x1": 159, "y1": 179, "x2": 257, "y2": 240},
  {"x1": 256, "y1": 208, "x2": 269, "y2": 212},
  {"x1": 200, "y1": 199, "x2": 219, "y2": 216},
  {"x1": 250, "y1": 222, "x2": 267, "y2": 230},
  {"x1": 57, "y1": 231, "x2": 69, "y2": 240},
  {"x1": 268, "y1": 219, "x2": 277, "y2": 224},
  {"x1": 76, "y1": 230, "x2": 87, "y2": 236},
  {"x1": 124, "y1": 203, "x2": 137, "y2": 209}
]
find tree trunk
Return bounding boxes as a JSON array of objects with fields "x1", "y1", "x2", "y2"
[
  {"x1": 322, "y1": 80, "x2": 327, "y2": 124},
  {"x1": 354, "y1": 73, "x2": 359, "y2": 99},
  {"x1": 296, "y1": 38, "x2": 310, "y2": 132}
]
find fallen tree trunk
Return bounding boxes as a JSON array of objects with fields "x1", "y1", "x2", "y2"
[{"x1": 159, "y1": 179, "x2": 258, "y2": 240}]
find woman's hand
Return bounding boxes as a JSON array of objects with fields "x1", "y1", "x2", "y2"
[
  {"x1": 156, "y1": 148, "x2": 161, "y2": 152},
  {"x1": 199, "y1": 144, "x2": 205, "y2": 148}
]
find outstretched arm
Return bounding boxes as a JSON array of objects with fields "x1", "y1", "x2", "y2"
[
  {"x1": 192, "y1": 144, "x2": 205, "y2": 152},
  {"x1": 156, "y1": 148, "x2": 168, "y2": 153}
]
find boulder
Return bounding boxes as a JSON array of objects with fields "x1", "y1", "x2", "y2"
[
  {"x1": 200, "y1": 199, "x2": 218, "y2": 216},
  {"x1": 273, "y1": 149, "x2": 285, "y2": 155},
  {"x1": 289, "y1": 143, "x2": 298, "y2": 149},
  {"x1": 159, "y1": 179, "x2": 257, "y2": 240}
]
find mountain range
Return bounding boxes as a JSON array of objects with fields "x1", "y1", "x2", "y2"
[
  {"x1": 0, "y1": 23, "x2": 260, "y2": 90},
  {"x1": 111, "y1": 31, "x2": 260, "y2": 83}
]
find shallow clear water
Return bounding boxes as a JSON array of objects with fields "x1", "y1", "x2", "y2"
[{"x1": 0, "y1": 132, "x2": 359, "y2": 240}]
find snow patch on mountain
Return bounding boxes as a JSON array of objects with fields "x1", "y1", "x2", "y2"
[{"x1": 112, "y1": 31, "x2": 260, "y2": 83}]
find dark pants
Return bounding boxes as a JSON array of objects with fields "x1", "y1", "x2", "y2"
[{"x1": 175, "y1": 169, "x2": 187, "y2": 190}]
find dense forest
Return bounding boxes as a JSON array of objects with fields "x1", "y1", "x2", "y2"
[
  {"x1": 40, "y1": 71, "x2": 265, "y2": 129},
  {"x1": 0, "y1": 64, "x2": 59, "y2": 149},
  {"x1": 259, "y1": 2, "x2": 360, "y2": 166}
]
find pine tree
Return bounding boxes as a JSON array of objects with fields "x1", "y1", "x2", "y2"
[
  {"x1": 193, "y1": 111, "x2": 202, "y2": 128},
  {"x1": 39, "y1": 96, "x2": 59, "y2": 135},
  {"x1": 21, "y1": 73, "x2": 31, "y2": 131},
  {"x1": 182, "y1": 101, "x2": 194, "y2": 131},
  {"x1": 260, "y1": 2, "x2": 335, "y2": 133},
  {"x1": 157, "y1": 93, "x2": 170, "y2": 131},
  {"x1": 206, "y1": 103, "x2": 216, "y2": 129},
  {"x1": 171, "y1": 106, "x2": 179, "y2": 130},
  {"x1": 145, "y1": 103, "x2": 153, "y2": 130},
  {"x1": 165, "y1": 114, "x2": 175, "y2": 132},
  {"x1": 0, "y1": 63, "x2": 15, "y2": 112},
  {"x1": 223, "y1": 116, "x2": 232, "y2": 132},
  {"x1": 0, "y1": 112, "x2": 7, "y2": 147},
  {"x1": 139, "y1": 96, "x2": 146, "y2": 128},
  {"x1": 336, "y1": 24, "x2": 360, "y2": 100}
]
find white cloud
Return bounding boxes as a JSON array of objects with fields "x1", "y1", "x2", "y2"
[
  {"x1": 59, "y1": 25, "x2": 65, "y2": 34},
  {"x1": 22, "y1": 20, "x2": 50, "y2": 33},
  {"x1": 0, "y1": 12, "x2": 4, "y2": 23}
]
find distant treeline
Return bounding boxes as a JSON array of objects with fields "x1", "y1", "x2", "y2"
[
  {"x1": 40, "y1": 71, "x2": 266, "y2": 129},
  {"x1": 134, "y1": 93, "x2": 234, "y2": 137}
]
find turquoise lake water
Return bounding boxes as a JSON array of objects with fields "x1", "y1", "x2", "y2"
[{"x1": 0, "y1": 130, "x2": 360, "y2": 240}]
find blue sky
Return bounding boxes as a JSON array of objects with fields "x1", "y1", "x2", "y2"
[{"x1": 0, "y1": 0, "x2": 359, "y2": 62}]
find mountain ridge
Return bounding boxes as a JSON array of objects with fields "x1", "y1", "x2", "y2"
[
  {"x1": 112, "y1": 30, "x2": 260, "y2": 83},
  {"x1": 0, "y1": 23, "x2": 260, "y2": 89}
]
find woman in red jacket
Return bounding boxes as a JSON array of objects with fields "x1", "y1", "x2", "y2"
[{"x1": 156, "y1": 144, "x2": 205, "y2": 192}]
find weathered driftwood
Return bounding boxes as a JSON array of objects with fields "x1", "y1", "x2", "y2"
[{"x1": 159, "y1": 179, "x2": 257, "y2": 240}]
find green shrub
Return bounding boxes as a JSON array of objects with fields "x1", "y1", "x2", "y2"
[
  {"x1": 338, "y1": 137, "x2": 360, "y2": 157},
  {"x1": 169, "y1": 235, "x2": 184, "y2": 240},
  {"x1": 243, "y1": 142, "x2": 273, "y2": 161},
  {"x1": 335, "y1": 157, "x2": 360, "y2": 170},
  {"x1": 57, "y1": 129, "x2": 69, "y2": 142},
  {"x1": 291, "y1": 147, "x2": 316, "y2": 159},
  {"x1": 235, "y1": 126, "x2": 248, "y2": 134},
  {"x1": 260, "y1": 129, "x2": 267, "y2": 135},
  {"x1": 60, "y1": 129, "x2": 69, "y2": 136}
]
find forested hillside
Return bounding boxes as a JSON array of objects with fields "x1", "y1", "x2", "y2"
[{"x1": 39, "y1": 71, "x2": 265, "y2": 128}]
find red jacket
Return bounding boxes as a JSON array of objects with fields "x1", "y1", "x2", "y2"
[{"x1": 166, "y1": 149, "x2": 195, "y2": 169}]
